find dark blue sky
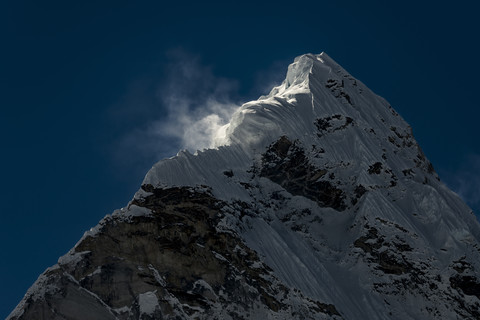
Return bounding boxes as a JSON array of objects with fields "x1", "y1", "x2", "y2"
[{"x1": 1, "y1": 1, "x2": 479, "y2": 317}]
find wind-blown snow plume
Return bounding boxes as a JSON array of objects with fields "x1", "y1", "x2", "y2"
[
  {"x1": 156, "y1": 95, "x2": 237, "y2": 152},
  {"x1": 154, "y1": 49, "x2": 240, "y2": 152},
  {"x1": 110, "y1": 50, "x2": 241, "y2": 178},
  {"x1": 111, "y1": 50, "x2": 289, "y2": 171}
]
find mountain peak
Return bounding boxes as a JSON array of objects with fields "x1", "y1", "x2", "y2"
[
  {"x1": 9, "y1": 54, "x2": 480, "y2": 320},
  {"x1": 279, "y1": 52, "x2": 346, "y2": 91},
  {"x1": 141, "y1": 53, "x2": 436, "y2": 202}
]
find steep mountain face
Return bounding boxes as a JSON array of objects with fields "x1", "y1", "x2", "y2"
[{"x1": 9, "y1": 53, "x2": 480, "y2": 320}]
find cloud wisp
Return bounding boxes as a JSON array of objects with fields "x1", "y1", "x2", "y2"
[
  {"x1": 154, "y1": 50, "x2": 241, "y2": 152},
  {"x1": 108, "y1": 50, "x2": 291, "y2": 184},
  {"x1": 111, "y1": 50, "x2": 242, "y2": 180}
]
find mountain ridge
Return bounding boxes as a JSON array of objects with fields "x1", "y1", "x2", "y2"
[{"x1": 9, "y1": 53, "x2": 480, "y2": 320}]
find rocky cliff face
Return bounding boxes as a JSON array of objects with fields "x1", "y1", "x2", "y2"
[
  {"x1": 10, "y1": 186, "x2": 339, "y2": 320},
  {"x1": 8, "y1": 53, "x2": 480, "y2": 319}
]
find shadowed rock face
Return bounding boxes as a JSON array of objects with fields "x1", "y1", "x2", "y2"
[
  {"x1": 314, "y1": 114, "x2": 354, "y2": 137},
  {"x1": 450, "y1": 275, "x2": 480, "y2": 299},
  {"x1": 447, "y1": 258, "x2": 480, "y2": 317},
  {"x1": 11, "y1": 186, "x2": 341, "y2": 320},
  {"x1": 260, "y1": 136, "x2": 347, "y2": 211},
  {"x1": 354, "y1": 225, "x2": 414, "y2": 275}
]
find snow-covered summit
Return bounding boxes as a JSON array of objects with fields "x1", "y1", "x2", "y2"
[
  {"x1": 143, "y1": 52, "x2": 421, "y2": 202},
  {"x1": 9, "y1": 53, "x2": 480, "y2": 320},
  {"x1": 137, "y1": 53, "x2": 480, "y2": 319},
  {"x1": 268, "y1": 53, "x2": 346, "y2": 94}
]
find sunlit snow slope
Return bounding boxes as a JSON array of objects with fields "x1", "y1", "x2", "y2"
[{"x1": 9, "y1": 53, "x2": 480, "y2": 320}]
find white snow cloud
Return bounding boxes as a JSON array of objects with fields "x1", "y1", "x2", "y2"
[
  {"x1": 109, "y1": 49, "x2": 242, "y2": 178},
  {"x1": 152, "y1": 49, "x2": 241, "y2": 152},
  {"x1": 108, "y1": 49, "x2": 290, "y2": 183},
  {"x1": 154, "y1": 51, "x2": 240, "y2": 151}
]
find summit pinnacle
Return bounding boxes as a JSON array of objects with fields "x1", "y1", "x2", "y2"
[{"x1": 9, "y1": 53, "x2": 480, "y2": 320}]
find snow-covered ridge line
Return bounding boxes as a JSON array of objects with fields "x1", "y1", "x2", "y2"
[
  {"x1": 142, "y1": 52, "x2": 419, "y2": 202},
  {"x1": 9, "y1": 52, "x2": 480, "y2": 320}
]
